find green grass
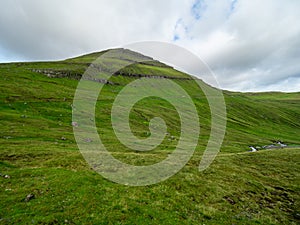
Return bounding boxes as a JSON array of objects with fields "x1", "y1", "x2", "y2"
[{"x1": 0, "y1": 49, "x2": 299, "y2": 224}]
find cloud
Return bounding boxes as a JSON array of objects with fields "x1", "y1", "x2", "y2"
[
  {"x1": 0, "y1": 0, "x2": 299, "y2": 92},
  {"x1": 172, "y1": 0, "x2": 300, "y2": 92},
  {"x1": 0, "y1": 0, "x2": 193, "y2": 59}
]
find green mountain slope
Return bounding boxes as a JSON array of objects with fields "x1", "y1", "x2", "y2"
[{"x1": 0, "y1": 49, "x2": 299, "y2": 224}]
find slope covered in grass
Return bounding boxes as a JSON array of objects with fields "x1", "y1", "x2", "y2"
[{"x1": 0, "y1": 49, "x2": 299, "y2": 224}]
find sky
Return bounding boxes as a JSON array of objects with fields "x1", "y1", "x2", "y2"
[{"x1": 0, "y1": 0, "x2": 300, "y2": 92}]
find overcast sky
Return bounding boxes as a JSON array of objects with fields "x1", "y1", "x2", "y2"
[{"x1": 0, "y1": 0, "x2": 300, "y2": 92}]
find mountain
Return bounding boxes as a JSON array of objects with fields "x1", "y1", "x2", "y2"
[{"x1": 0, "y1": 49, "x2": 299, "y2": 224}]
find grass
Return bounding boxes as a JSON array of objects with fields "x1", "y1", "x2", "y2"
[{"x1": 0, "y1": 49, "x2": 299, "y2": 224}]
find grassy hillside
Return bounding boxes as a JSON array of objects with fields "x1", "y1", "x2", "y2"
[{"x1": 0, "y1": 49, "x2": 299, "y2": 224}]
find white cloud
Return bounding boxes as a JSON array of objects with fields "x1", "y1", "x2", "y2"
[
  {"x1": 174, "y1": 0, "x2": 300, "y2": 92},
  {"x1": 0, "y1": 0, "x2": 299, "y2": 92}
]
